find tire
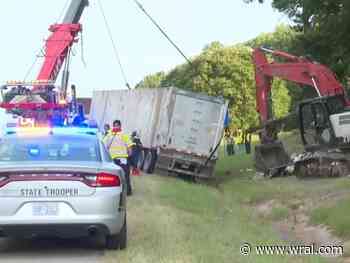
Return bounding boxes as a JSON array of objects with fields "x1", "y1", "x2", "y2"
[
  {"x1": 150, "y1": 150, "x2": 158, "y2": 173},
  {"x1": 106, "y1": 234, "x2": 119, "y2": 250},
  {"x1": 106, "y1": 214, "x2": 127, "y2": 250},
  {"x1": 143, "y1": 150, "x2": 157, "y2": 174}
]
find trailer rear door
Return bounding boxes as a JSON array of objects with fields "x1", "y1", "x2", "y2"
[{"x1": 167, "y1": 91, "x2": 226, "y2": 157}]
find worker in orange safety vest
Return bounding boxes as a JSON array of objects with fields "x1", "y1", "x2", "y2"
[{"x1": 103, "y1": 119, "x2": 134, "y2": 196}]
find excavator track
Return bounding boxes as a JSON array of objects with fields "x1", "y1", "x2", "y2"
[{"x1": 293, "y1": 151, "x2": 350, "y2": 178}]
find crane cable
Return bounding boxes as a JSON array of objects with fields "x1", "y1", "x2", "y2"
[
  {"x1": 132, "y1": 0, "x2": 214, "y2": 90},
  {"x1": 133, "y1": 0, "x2": 223, "y2": 173},
  {"x1": 97, "y1": 0, "x2": 131, "y2": 90},
  {"x1": 24, "y1": 0, "x2": 70, "y2": 82},
  {"x1": 132, "y1": 0, "x2": 193, "y2": 66},
  {"x1": 23, "y1": 51, "x2": 41, "y2": 82}
]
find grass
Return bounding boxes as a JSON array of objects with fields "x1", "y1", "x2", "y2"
[
  {"x1": 103, "y1": 130, "x2": 350, "y2": 263},
  {"x1": 311, "y1": 198, "x2": 350, "y2": 239},
  {"x1": 279, "y1": 132, "x2": 350, "y2": 244},
  {"x1": 217, "y1": 145, "x2": 350, "y2": 206},
  {"x1": 269, "y1": 206, "x2": 290, "y2": 221},
  {"x1": 104, "y1": 174, "x2": 326, "y2": 263},
  {"x1": 103, "y1": 160, "x2": 331, "y2": 262}
]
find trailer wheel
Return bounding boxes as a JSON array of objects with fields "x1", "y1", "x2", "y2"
[
  {"x1": 143, "y1": 150, "x2": 157, "y2": 174},
  {"x1": 150, "y1": 150, "x2": 158, "y2": 173}
]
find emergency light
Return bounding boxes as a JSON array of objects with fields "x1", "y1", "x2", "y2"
[{"x1": 5, "y1": 127, "x2": 98, "y2": 136}]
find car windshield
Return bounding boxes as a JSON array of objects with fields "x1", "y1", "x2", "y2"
[{"x1": 0, "y1": 135, "x2": 101, "y2": 162}]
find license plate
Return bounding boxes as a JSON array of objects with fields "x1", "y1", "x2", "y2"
[{"x1": 32, "y1": 203, "x2": 59, "y2": 216}]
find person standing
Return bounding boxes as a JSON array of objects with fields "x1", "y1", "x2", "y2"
[
  {"x1": 103, "y1": 123, "x2": 110, "y2": 137},
  {"x1": 130, "y1": 131, "x2": 143, "y2": 176},
  {"x1": 103, "y1": 120, "x2": 134, "y2": 196},
  {"x1": 228, "y1": 133, "x2": 235, "y2": 156}
]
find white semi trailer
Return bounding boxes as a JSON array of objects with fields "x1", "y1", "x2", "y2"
[{"x1": 90, "y1": 87, "x2": 228, "y2": 179}]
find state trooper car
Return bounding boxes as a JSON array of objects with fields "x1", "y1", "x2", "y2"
[{"x1": 0, "y1": 127, "x2": 127, "y2": 250}]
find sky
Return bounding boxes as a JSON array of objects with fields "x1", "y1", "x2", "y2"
[{"x1": 0, "y1": 0, "x2": 290, "y2": 98}]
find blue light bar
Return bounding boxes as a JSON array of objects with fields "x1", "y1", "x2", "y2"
[
  {"x1": 52, "y1": 127, "x2": 98, "y2": 135},
  {"x1": 4, "y1": 127, "x2": 98, "y2": 136}
]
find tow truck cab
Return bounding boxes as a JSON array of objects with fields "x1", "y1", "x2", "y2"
[{"x1": 0, "y1": 81, "x2": 87, "y2": 128}]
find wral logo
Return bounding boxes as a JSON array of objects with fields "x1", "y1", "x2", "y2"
[{"x1": 21, "y1": 187, "x2": 79, "y2": 197}]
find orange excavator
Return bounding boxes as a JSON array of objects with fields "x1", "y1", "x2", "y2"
[{"x1": 252, "y1": 47, "x2": 350, "y2": 177}]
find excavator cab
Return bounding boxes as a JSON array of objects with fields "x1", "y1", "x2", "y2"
[{"x1": 299, "y1": 95, "x2": 349, "y2": 150}]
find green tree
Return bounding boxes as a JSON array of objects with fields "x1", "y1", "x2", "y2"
[
  {"x1": 244, "y1": 0, "x2": 350, "y2": 84},
  {"x1": 135, "y1": 71, "x2": 166, "y2": 89},
  {"x1": 137, "y1": 27, "x2": 301, "y2": 130},
  {"x1": 163, "y1": 42, "x2": 291, "y2": 130},
  {"x1": 245, "y1": 24, "x2": 301, "y2": 53}
]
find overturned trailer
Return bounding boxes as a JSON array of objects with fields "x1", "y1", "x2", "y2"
[{"x1": 90, "y1": 87, "x2": 228, "y2": 179}]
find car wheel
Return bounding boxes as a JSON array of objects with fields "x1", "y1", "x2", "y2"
[
  {"x1": 106, "y1": 214, "x2": 127, "y2": 250},
  {"x1": 106, "y1": 234, "x2": 119, "y2": 250}
]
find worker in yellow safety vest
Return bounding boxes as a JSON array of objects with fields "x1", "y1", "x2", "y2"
[{"x1": 103, "y1": 119, "x2": 134, "y2": 196}]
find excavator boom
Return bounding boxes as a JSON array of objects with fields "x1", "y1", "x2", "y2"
[{"x1": 253, "y1": 47, "x2": 348, "y2": 123}]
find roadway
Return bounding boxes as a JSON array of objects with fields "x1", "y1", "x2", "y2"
[{"x1": 0, "y1": 237, "x2": 105, "y2": 263}]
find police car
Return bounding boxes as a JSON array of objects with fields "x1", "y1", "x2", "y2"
[{"x1": 0, "y1": 126, "x2": 127, "y2": 250}]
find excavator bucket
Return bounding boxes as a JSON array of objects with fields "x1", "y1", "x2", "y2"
[{"x1": 254, "y1": 141, "x2": 291, "y2": 177}]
